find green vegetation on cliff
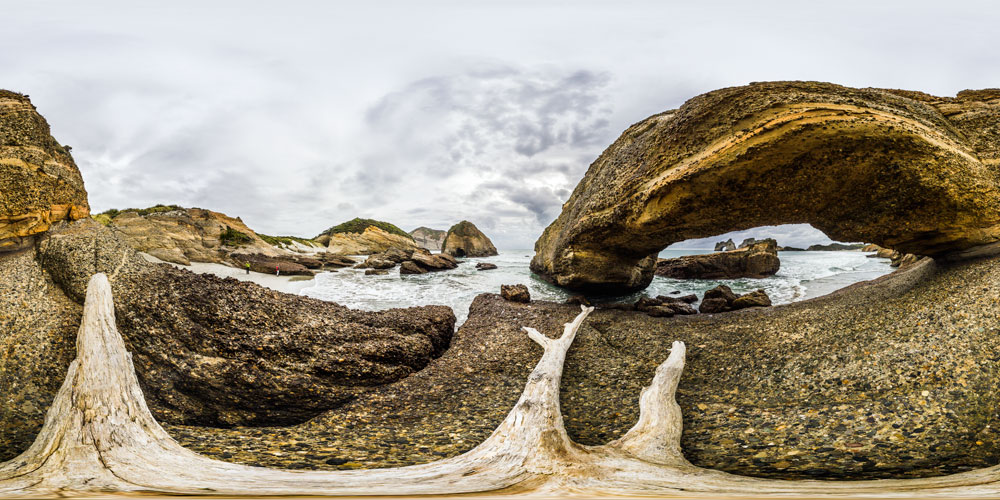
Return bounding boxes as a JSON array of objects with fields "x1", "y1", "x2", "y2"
[
  {"x1": 219, "y1": 226, "x2": 252, "y2": 246},
  {"x1": 318, "y1": 218, "x2": 413, "y2": 240},
  {"x1": 98, "y1": 204, "x2": 183, "y2": 219},
  {"x1": 257, "y1": 234, "x2": 322, "y2": 248}
]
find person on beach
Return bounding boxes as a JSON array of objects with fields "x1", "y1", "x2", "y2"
[
  {"x1": 245, "y1": 262, "x2": 251, "y2": 274},
  {"x1": 275, "y1": 265, "x2": 280, "y2": 276}
]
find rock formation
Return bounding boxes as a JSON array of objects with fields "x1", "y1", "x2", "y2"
[
  {"x1": 100, "y1": 206, "x2": 283, "y2": 265},
  {"x1": 0, "y1": 91, "x2": 89, "y2": 252},
  {"x1": 500, "y1": 284, "x2": 530, "y2": 303},
  {"x1": 807, "y1": 242, "x2": 865, "y2": 251},
  {"x1": 738, "y1": 238, "x2": 757, "y2": 249},
  {"x1": 698, "y1": 285, "x2": 772, "y2": 313},
  {"x1": 531, "y1": 82, "x2": 1000, "y2": 293},
  {"x1": 409, "y1": 226, "x2": 447, "y2": 251},
  {"x1": 442, "y1": 220, "x2": 498, "y2": 257},
  {"x1": 656, "y1": 239, "x2": 780, "y2": 279},
  {"x1": 714, "y1": 239, "x2": 736, "y2": 251},
  {"x1": 315, "y1": 218, "x2": 418, "y2": 255}
]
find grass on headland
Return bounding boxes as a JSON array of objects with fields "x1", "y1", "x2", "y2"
[
  {"x1": 317, "y1": 217, "x2": 413, "y2": 240},
  {"x1": 258, "y1": 233, "x2": 323, "y2": 248}
]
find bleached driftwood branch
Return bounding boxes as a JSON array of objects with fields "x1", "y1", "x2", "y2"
[{"x1": 2, "y1": 273, "x2": 1000, "y2": 497}]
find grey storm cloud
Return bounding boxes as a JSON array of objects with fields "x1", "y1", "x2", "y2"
[{"x1": 3, "y1": 1, "x2": 999, "y2": 249}]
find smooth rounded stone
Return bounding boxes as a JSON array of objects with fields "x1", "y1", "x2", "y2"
[
  {"x1": 442, "y1": 220, "x2": 498, "y2": 258},
  {"x1": 0, "y1": 91, "x2": 90, "y2": 250},
  {"x1": 530, "y1": 82, "x2": 1000, "y2": 293},
  {"x1": 166, "y1": 254, "x2": 1000, "y2": 480},
  {"x1": 500, "y1": 284, "x2": 530, "y2": 303},
  {"x1": 2, "y1": 219, "x2": 456, "y2": 438},
  {"x1": 656, "y1": 239, "x2": 780, "y2": 279},
  {"x1": 732, "y1": 289, "x2": 772, "y2": 309},
  {"x1": 475, "y1": 262, "x2": 498, "y2": 271}
]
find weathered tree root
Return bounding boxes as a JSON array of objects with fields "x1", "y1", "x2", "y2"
[{"x1": 3, "y1": 274, "x2": 1000, "y2": 497}]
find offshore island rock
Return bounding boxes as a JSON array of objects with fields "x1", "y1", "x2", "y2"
[
  {"x1": 656, "y1": 239, "x2": 780, "y2": 279},
  {"x1": 442, "y1": 220, "x2": 498, "y2": 258}
]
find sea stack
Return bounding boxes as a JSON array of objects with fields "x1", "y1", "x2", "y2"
[
  {"x1": 442, "y1": 220, "x2": 498, "y2": 257},
  {"x1": 410, "y1": 227, "x2": 448, "y2": 251}
]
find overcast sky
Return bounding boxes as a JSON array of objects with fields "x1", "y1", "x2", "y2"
[{"x1": 4, "y1": 1, "x2": 999, "y2": 249}]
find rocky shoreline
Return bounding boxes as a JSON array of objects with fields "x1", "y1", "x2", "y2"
[{"x1": 157, "y1": 253, "x2": 1000, "y2": 480}]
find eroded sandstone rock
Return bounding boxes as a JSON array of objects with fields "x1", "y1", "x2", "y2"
[
  {"x1": 0, "y1": 91, "x2": 89, "y2": 250},
  {"x1": 531, "y1": 81, "x2": 1000, "y2": 293},
  {"x1": 442, "y1": 221, "x2": 498, "y2": 257},
  {"x1": 410, "y1": 226, "x2": 447, "y2": 251}
]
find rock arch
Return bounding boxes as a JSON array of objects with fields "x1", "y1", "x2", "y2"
[{"x1": 531, "y1": 82, "x2": 1000, "y2": 293}]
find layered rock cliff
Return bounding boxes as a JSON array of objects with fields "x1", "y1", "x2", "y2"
[
  {"x1": 99, "y1": 206, "x2": 284, "y2": 265},
  {"x1": 442, "y1": 220, "x2": 498, "y2": 257},
  {"x1": 410, "y1": 226, "x2": 447, "y2": 251},
  {"x1": 315, "y1": 218, "x2": 418, "y2": 255},
  {"x1": 0, "y1": 91, "x2": 89, "y2": 252},
  {"x1": 531, "y1": 81, "x2": 1000, "y2": 293}
]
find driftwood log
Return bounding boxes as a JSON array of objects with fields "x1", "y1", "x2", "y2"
[{"x1": 3, "y1": 274, "x2": 1000, "y2": 497}]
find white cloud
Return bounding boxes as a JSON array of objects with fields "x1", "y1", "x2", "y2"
[{"x1": 3, "y1": 0, "x2": 998, "y2": 248}]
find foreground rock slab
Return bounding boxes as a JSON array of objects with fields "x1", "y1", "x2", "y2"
[
  {"x1": 6, "y1": 274, "x2": 1000, "y2": 498},
  {"x1": 531, "y1": 82, "x2": 1000, "y2": 293}
]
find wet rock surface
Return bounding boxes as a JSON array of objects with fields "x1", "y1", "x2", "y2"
[
  {"x1": 656, "y1": 239, "x2": 780, "y2": 279},
  {"x1": 159, "y1": 255, "x2": 1000, "y2": 480},
  {"x1": 531, "y1": 81, "x2": 1000, "y2": 293}
]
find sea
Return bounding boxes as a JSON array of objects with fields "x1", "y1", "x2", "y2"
[{"x1": 300, "y1": 249, "x2": 894, "y2": 326}]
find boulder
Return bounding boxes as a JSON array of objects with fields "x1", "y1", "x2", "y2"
[
  {"x1": 655, "y1": 239, "x2": 780, "y2": 279},
  {"x1": 442, "y1": 221, "x2": 498, "y2": 257},
  {"x1": 476, "y1": 262, "x2": 498, "y2": 271},
  {"x1": 410, "y1": 251, "x2": 458, "y2": 271},
  {"x1": 731, "y1": 289, "x2": 773, "y2": 309},
  {"x1": 699, "y1": 285, "x2": 772, "y2": 313},
  {"x1": 409, "y1": 227, "x2": 448, "y2": 251},
  {"x1": 531, "y1": 82, "x2": 1000, "y2": 293},
  {"x1": 355, "y1": 255, "x2": 397, "y2": 270},
  {"x1": 316, "y1": 253, "x2": 357, "y2": 268},
  {"x1": 714, "y1": 239, "x2": 736, "y2": 252},
  {"x1": 399, "y1": 261, "x2": 426, "y2": 275},
  {"x1": 500, "y1": 284, "x2": 530, "y2": 303},
  {"x1": 565, "y1": 295, "x2": 591, "y2": 306},
  {"x1": 0, "y1": 91, "x2": 90, "y2": 251},
  {"x1": 364, "y1": 269, "x2": 388, "y2": 276}
]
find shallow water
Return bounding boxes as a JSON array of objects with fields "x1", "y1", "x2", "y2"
[{"x1": 300, "y1": 249, "x2": 894, "y2": 325}]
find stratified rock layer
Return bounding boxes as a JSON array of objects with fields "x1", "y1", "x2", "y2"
[
  {"x1": 410, "y1": 227, "x2": 447, "y2": 251},
  {"x1": 107, "y1": 206, "x2": 283, "y2": 265},
  {"x1": 442, "y1": 220, "x2": 498, "y2": 257},
  {"x1": 321, "y1": 226, "x2": 419, "y2": 255},
  {"x1": 0, "y1": 91, "x2": 89, "y2": 251},
  {"x1": 532, "y1": 81, "x2": 1000, "y2": 293}
]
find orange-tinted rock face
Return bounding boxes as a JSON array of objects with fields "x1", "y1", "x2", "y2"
[
  {"x1": 0, "y1": 91, "x2": 90, "y2": 250},
  {"x1": 531, "y1": 81, "x2": 1000, "y2": 293}
]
